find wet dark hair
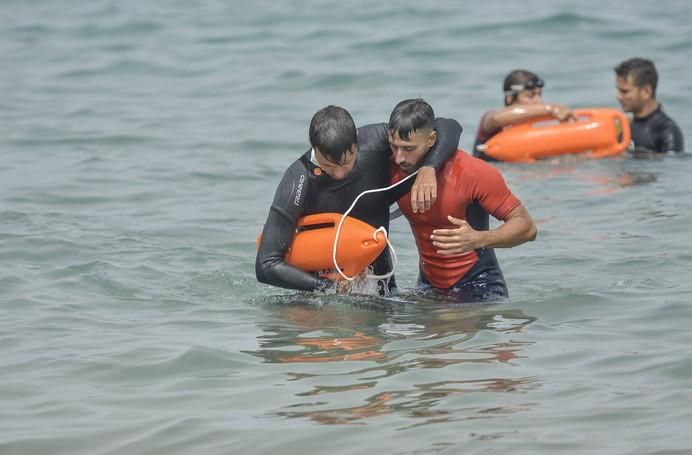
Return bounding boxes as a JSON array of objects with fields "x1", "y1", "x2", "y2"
[
  {"x1": 615, "y1": 58, "x2": 658, "y2": 97},
  {"x1": 308, "y1": 105, "x2": 357, "y2": 163},
  {"x1": 388, "y1": 98, "x2": 435, "y2": 140},
  {"x1": 502, "y1": 69, "x2": 542, "y2": 106}
]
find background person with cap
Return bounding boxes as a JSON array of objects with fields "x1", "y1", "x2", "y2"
[{"x1": 473, "y1": 69, "x2": 575, "y2": 161}]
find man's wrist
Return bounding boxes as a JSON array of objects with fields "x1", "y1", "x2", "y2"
[{"x1": 478, "y1": 230, "x2": 491, "y2": 249}]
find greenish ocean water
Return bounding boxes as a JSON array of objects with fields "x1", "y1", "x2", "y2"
[{"x1": 2, "y1": 1, "x2": 691, "y2": 454}]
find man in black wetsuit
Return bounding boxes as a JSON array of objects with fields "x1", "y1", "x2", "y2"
[
  {"x1": 615, "y1": 58, "x2": 684, "y2": 154},
  {"x1": 255, "y1": 105, "x2": 462, "y2": 294}
]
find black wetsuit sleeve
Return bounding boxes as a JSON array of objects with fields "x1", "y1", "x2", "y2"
[
  {"x1": 356, "y1": 123, "x2": 391, "y2": 159},
  {"x1": 658, "y1": 120, "x2": 684, "y2": 153},
  {"x1": 356, "y1": 118, "x2": 462, "y2": 167},
  {"x1": 420, "y1": 117, "x2": 463, "y2": 168},
  {"x1": 255, "y1": 161, "x2": 332, "y2": 291}
]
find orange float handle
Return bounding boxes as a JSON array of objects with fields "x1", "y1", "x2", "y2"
[{"x1": 587, "y1": 109, "x2": 631, "y2": 158}]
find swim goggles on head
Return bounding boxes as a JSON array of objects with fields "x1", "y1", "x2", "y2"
[{"x1": 504, "y1": 78, "x2": 545, "y2": 96}]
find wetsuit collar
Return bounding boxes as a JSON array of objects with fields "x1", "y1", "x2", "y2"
[
  {"x1": 634, "y1": 102, "x2": 661, "y2": 120},
  {"x1": 310, "y1": 148, "x2": 320, "y2": 167}
]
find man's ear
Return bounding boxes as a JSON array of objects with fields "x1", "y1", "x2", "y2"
[
  {"x1": 428, "y1": 129, "x2": 437, "y2": 148},
  {"x1": 641, "y1": 84, "x2": 654, "y2": 100}
]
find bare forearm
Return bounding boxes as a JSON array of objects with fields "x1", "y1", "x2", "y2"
[
  {"x1": 479, "y1": 209, "x2": 537, "y2": 249},
  {"x1": 431, "y1": 206, "x2": 537, "y2": 256},
  {"x1": 485, "y1": 104, "x2": 564, "y2": 131}
]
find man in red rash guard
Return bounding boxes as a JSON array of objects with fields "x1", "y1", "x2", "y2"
[{"x1": 389, "y1": 98, "x2": 537, "y2": 302}]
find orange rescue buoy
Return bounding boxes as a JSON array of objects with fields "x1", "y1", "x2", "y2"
[
  {"x1": 258, "y1": 213, "x2": 387, "y2": 279},
  {"x1": 481, "y1": 108, "x2": 631, "y2": 162}
]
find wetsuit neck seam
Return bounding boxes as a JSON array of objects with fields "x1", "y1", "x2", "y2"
[{"x1": 634, "y1": 103, "x2": 662, "y2": 121}]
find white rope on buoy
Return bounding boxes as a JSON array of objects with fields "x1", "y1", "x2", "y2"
[{"x1": 332, "y1": 169, "x2": 420, "y2": 281}]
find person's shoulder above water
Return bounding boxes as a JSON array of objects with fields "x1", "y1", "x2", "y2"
[
  {"x1": 355, "y1": 122, "x2": 389, "y2": 155},
  {"x1": 631, "y1": 105, "x2": 684, "y2": 154}
]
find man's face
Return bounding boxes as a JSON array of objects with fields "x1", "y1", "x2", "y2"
[
  {"x1": 514, "y1": 88, "x2": 543, "y2": 105},
  {"x1": 389, "y1": 129, "x2": 436, "y2": 174},
  {"x1": 314, "y1": 144, "x2": 356, "y2": 180},
  {"x1": 505, "y1": 78, "x2": 545, "y2": 106},
  {"x1": 616, "y1": 75, "x2": 649, "y2": 113}
]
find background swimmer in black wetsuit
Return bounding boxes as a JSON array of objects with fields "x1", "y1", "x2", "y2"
[
  {"x1": 473, "y1": 69, "x2": 576, "y2": 161},
  {"x1": 255, "y1": 105, "x2": 462, "y2": 295},
  {"x1": 615, "y1": 58, "x2": 684, "y2": 155}
]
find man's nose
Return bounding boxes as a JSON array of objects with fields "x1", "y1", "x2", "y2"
[
  {"x1": 334, "y1": 166, "x2": 350, "y2": 180},
  {"x1": 394, "y1": 149, "x2": 405, "y2": 164}
]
